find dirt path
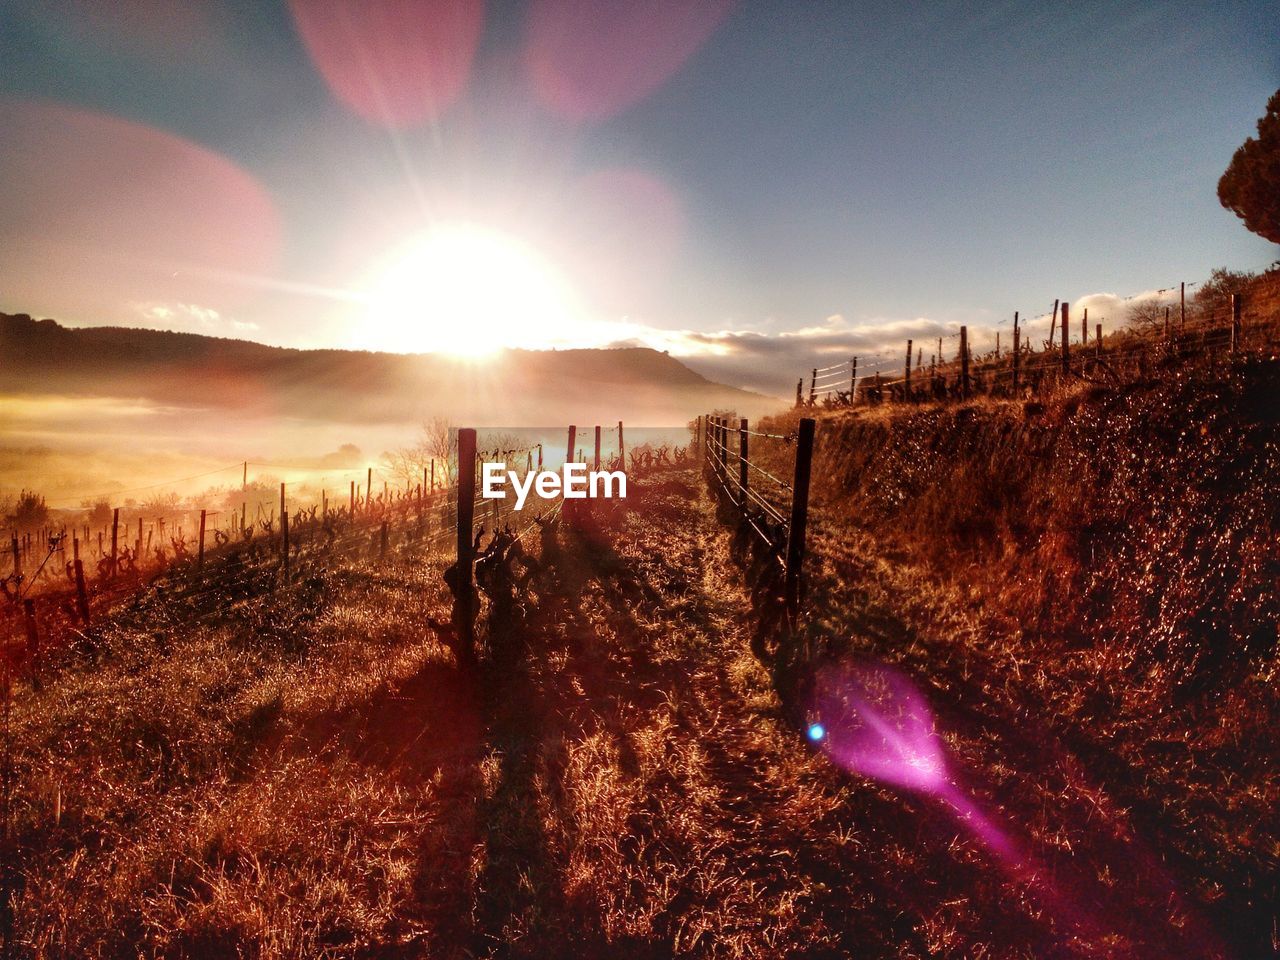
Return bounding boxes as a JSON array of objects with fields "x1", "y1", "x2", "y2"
[
  {"x1": 407, "y1": 473, "x2": 993, "y2": 958},
  {"x1": 439, "y1": 467, "x2": 1240, "y2": 959}
]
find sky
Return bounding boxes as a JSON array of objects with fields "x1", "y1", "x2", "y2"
[{"x1": 1, "y1": 0, "x2": 1277, "y2": 396}]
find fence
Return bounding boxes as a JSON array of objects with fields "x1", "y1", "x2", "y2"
[
  {"x1": 697, "y1": 413, "x2": 816, "y2": 625},
  {"x1": 0, "y1": 456, "x2": 477, "y2": 682},
  {"x1": 1, "y1": 421, "x2": 698, "y2": 683},
  {"x1": 797, "y1": 284, "x2": 1263, "y2": 408},
  {"x1": 446, "y1": 423, "x2": 696, "y2": 664}
]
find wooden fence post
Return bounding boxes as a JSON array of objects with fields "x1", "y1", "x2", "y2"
[
  {"x1": 1230, "y1": 293, "x2": 1242, "y2": 352},
  {"x1": 350, "y1": 480, "x2": 355, "y2": 515},
  {"x1": 110, "y1": 507, "x2": 119, "y2": 578},
  {"x1": 850, "y1": 357, "x2": 857, "y2": 404},
  {"x1": 73, "y1": 557, "x2": 90, "y2": 626},
  {"x1": 809, "y1": 368, "x2": 817, "y2": 405},
  {"x1": 719, "y1": 417, "x2": 729, "y2": 477},
  {"x1": 1012, "y1": 311, "x2": 1020, "y2": 393},
  {"x1": 594, "y1": 425, "x2": 601, "y2": 471},
  {"x1": 738, "y1": 418, "x2": 749, "y2": 503},
  {"x1": 1096, "y1": 322, "x2": 1103, "y2": 360},
  {"x1": 197, "y1": 509, "x2": 206, "y2": 570},
  {"x1": 719, "y1": 415, "x2": 727, "y2": 477},
  {"x1": 567, "y1": 425, "x2": 576, "y2": 465},
  {"x1": 455, "y1": 427, "x2": 477, "y2": 670},
  {"x1": 784, "y1": 417, "x2": 816, "y2": 618},
  {"x1": 281, "y1": 507, "x2": 290, "y2": 577},
  {"x1": 1082, "y1": 306, "x2": 1088, "y2": 346},
  {"x1": 618, "y1": 421, "x2": 625, "y2": 466},
  {"x1": 366, "y1": 467, "x2": 373, "y2": 509},
  {"x1": 795, "y1": 379, "x2": 803, "y2": 407},
  {"x1": 23, "y1": 598, "x2": 39, "y2": 677},
  {"x1": 960, "y1": 326, "x2": 970, "y2": 398},
  {"x1": 1060, "y1": 301, "x2": 1070, "y2": 374},
  {"x1": 1048, "y1": 298, "x2": 1059, "y2": 349},
  {"x1": 1180, "y1": 281, "x2": 1186, "y2": 333},
  {"x1": 904, "y1": 339, "x2": 913, "y2": 396}
]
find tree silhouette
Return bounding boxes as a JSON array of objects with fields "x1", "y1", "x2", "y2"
[
  {"x1": 8, "y1": 489, "x2": 48, "y2": 530},
  {"x1": 1218, "y1": 89, "x2": 1280, "y2": 243}
]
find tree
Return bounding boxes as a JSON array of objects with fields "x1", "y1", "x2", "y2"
[
  {"x1": 1193, "y1": 266, "x2": 1257, "y2": 320},
  {"x1": 82, "y1": 499, "x2": 113, "y2": 527},
  {"x1": 386, "y1": 417, "x2": 458, "y2": 490},
  {"x1": 1126, "y1": 296, "x2": 1175, "y2": 335},
  {"x1": 141, "y1": 491, "x2": 182, "y2": 515},
  {"x1": 1218, "y1": 88, "x2": 1280, "y2": 243},
  {"x1": 8, "y1": 489, "x2": 49, "y2": 530},
  {"x1": 422, "y1": 417, "x2": 457, "y2": 483}
]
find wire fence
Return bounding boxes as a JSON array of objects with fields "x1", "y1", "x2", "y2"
[
  {"x1": 794, "y1": 281, "x2": 1269, "y2": 408},
  {"x1": 697, "y1": 414, "x2": 815, "y2": 625},
  {"x1": 2, "y1": 421, "x2": 704, "y2": 683}
]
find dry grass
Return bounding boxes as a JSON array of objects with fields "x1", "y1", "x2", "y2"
[
  {"x1": 4, "y1": 313, "x2": 1278, "y2": 956},
  {"x1": 755, "y1": 337, "x2": 1279, "y2": 957}
]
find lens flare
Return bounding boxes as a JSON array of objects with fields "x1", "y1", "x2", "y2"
[
  {"x1": 288, "y1": 0, "x2": 483, "y2": 127},
  {"x1": 808, "y1": 660, "x2": 1016, "y2": 860},
  {"x1": 0, "y1": 98, "x2": 280, "y2": 324},
  {"x1": 524, "y1": 0, "x2": 735, "y2": 121}
]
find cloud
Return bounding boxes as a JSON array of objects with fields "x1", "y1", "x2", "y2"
[
  {"x1": 1071, "y1": 288, "x2": 1180, "y2": 329},
  {"x1": 609, "y1": 315, "x2": 962, "y2": 397},
  {"x1": 127, "y1": 301, "x2": 259, "y2": 336}
]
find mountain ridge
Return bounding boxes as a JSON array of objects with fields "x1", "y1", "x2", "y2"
[{"x1": 0, "y1": 312, "x2": 779, "y2": 425}]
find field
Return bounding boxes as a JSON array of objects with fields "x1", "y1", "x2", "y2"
[{"x1": 2, "y1": 274, "x2": 1279, "y2": 959}]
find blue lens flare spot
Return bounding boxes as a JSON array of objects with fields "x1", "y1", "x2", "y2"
[{"x1": 807, "y1": 723, "x2": 825, "y2": 742}]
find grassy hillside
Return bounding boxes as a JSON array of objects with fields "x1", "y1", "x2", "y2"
[
  {"x1": 749, "y1": 314, "x2": 1280, "y2": 957},
  {"x1": 3, "y1": 275, "x2": 1278, "y2": 958}
]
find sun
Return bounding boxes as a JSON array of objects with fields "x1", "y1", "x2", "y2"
[{"x1": 360, "y1": 223, "x2": 578, "y2": 357}]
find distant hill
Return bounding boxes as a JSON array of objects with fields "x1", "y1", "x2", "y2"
[{"x1": 0, "y1": 313, "x2": 780, "y2": 426}]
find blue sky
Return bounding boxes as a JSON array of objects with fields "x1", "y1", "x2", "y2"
[{"x1": 1, "y1": 0, "x2": 1276, "y2": 394}]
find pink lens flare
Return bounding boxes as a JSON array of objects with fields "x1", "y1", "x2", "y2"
[
  {"x1": 807, "y1": 660, "x2": 1017, "y2": 861},
  {"x1": 524, "y1": 0, "x2": 735, "y2": 121},
  {"x1": 0, "y1": 98, "x2": 281, "y2": 320},
  {"x1": 808, "y1": 660, "x2": 1229, "y2": 957},
  {"x1": 288, "y1": 0, "x2": 484, "y2": 128}
]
